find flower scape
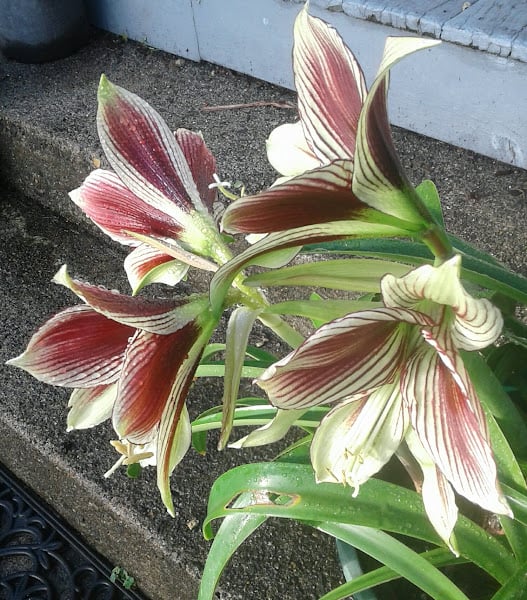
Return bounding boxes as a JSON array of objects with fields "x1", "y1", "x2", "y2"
[{"x1": 8, "y1": 5, "x2": 527, "y2": 599}]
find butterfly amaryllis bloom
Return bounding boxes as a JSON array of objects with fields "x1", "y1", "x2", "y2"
[
  {"x1": 70, "y1": 75, "x2": 231, "y2": 295},
  {"x1": 256, "y1": 256, "x2": 511, "y2": 552},
  {"x1": 7, "y1": 266, "x2": 217, "y2": 515},
  {"x1": 222, "y1": 8, "x2": 443, "y2": 241}
]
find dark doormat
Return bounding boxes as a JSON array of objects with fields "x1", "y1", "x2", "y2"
[{"x1": 0, "y1": 463, "x2": 147, "y2": 600}]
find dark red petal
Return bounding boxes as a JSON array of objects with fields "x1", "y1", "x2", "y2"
[
  {"x1": 403, "y1": 342, "x2": 509, "y2": 514},
  {"x1": 175, "y1": 129, "x2": 217, "y2": 212},
  {"x1": 222, "y1": 161, "x2": 371, "y2": 234},
  {"x1": 8, "y1": 306, "x2": 132, "y2": 387},
  {"x1": 56, "y1": 266, "x2": 207, "y2": 335},
  {"x1": 71, "y1": 169, "x2": 182, "y2": 244},
  {"x1": 258, "y1": 307, "x2": 431, "y2": 409},
  {"x1": 113, "y1": 323, "x2": 201, "y2": 443}
]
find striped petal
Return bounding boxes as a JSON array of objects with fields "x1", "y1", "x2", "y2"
[
  {"x1": 67, "y1": 384, "x2": 117, "y2": 430},
  {"x1": 293, "y1": 7, "x2": 366, "y2": 163},
  {"x1": 382, "y1": 255, "x2": 503, "y2": 350},
  {"x1": 266, "y1": 122, "x2": 320, "y2": 177},
  {"x1": 405, "y1": 429, "x2": 459, "y2": 554},
  {"x1": 97, "y1": 76, "x2": 217, "y2": 252},
  {"x1": 312, "y1": 384, "x2": 407, "y2": 494},
  {"x1": 54, "y1": 265, "x2": 209, "y2": 335},
  {"x1": 353, "y1": 37, "x2": 440, "y2": 225},
  {"x1": 257, "y1": 307, "x2": 433, "y2": 409},
  {"x1": 113, "y1": 322, "x2": 202, "y2": 445},
  {"x1": 69, "y1": 169, "x2": 181, "y2": 246},
  {"x1": 7, "y1": 305, "x2": 132, "y2": 387},
  {"x1": 174, "y1": 128, "x2": 218, "y2": 213},
  {"x1": 222, "y1": 161, "x2": 385, "y2": 235},
  {"x1": 402, "y1": 340, "x2": 511, "y2": 517},
  {"x1": 124, "y1": 244, "x2": 189, "y2": 295}
]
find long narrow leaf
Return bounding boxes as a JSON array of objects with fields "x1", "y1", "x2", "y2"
[
  {"x1": 319, "y1": 547, "x2": 467, "y2": 600},
  {"x1": 490, "y1": 559, "x2": 527, "y2": 600},
  {"x1": 463, "y1": 351, "x2": 527, "y2": 462},
  {"x1": 317, "y1": 523, "x2": 470, "y2": 600},
  {"x1": 243, "y1": 258, "x2": 410, "y2": 291},
  {"x1": 203, "y1": 462, "x2": 515, "y2": 583},
  {"x1": 303, "y1": 239, "x2": 527, "y2": 304},
  {"x1": 198, "y1": 501, "x2": 267, "y2": 600},
  {"x1": 264, "y1": 298, "x2": 383, "y2": 323}
]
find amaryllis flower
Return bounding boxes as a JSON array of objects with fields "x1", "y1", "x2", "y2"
[
  {"x1": 7, "y1": 265, "x2": 217, "y2": 515},
  {"x1": 221, "y1": 8, "x2": 447, "y2": 254},
  {"x1": 256, "y1": 256, "x2": 511, "y2": 551},
  {"x1": 70, "y1": 75, "x2": 231, "y2": 294}
]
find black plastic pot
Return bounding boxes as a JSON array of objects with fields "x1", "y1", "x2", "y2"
[{"x1": 0, "y1": 0, "x2": 90, "y2": 63}]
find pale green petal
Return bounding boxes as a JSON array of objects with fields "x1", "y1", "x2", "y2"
[
  {"x1": 230, "y1": 408, "x2": 306, "y2": 448},
  {"x1": 311, "y1": 384, "x2": 407, "y2": 494},
  {"x1": 157, "y1": 402, "x2": 192, "y2": 516},
  {"x1": 352, "y1": 37, "x2": 440, "y2": 225},
  {"x1": 219, "y1": 307, "x2": 260, "y2": 450},
  {"x1": 382, "y1": 255, "x2": 503, "y2": 350}
]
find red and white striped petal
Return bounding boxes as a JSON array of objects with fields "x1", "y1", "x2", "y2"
[
  {"x1": 112, "y1": 322, "x2": 203, "y2": 446},
  {"x1": 257, "y1": 307, "x2": 433, "y2": 409},
  {"x1": 382, "y1": 256, "x2": 503, "y2": 350},
  {"x1": 402, "y1": 342, "x2": 511, "y2": 517},
  {"x1": 266, "y1": 122, "x2": 320, "y2": 177},
  {"x1": 54, "y1": 265, "x2": 208, "y2": 335},
  {"x1": 96, "y1": 76, "x2": 216, "y2": 251},
  {"x1": 405, "y1": 429, "x2": 459, "y2": 554},
  {"x1": 7, "y1": 305, "x2": 132, "y2": 387},
  {"x1": 312, "y1": 384, "x2": 407, "y2": 493},
  {"x1": 175, "y1": 128, "x2": 217, "y2": 213},
  {"x1": 353, "y1": 37, "x2": 440, "y2": 225},
  {"x1": 293, "y1": 7, "x2": 366, "y2": 163},
  {"x1": 222, "y1": 161, "x2": 372, "y2": 234},
  {"x1": 67, "y1": 384, "x2": 117, "y2": 430},
  {"x1": 69, "y1": 169, "x2": 181, "y2": 246},
  {"x1": 124, "y1": 244, "x2": 189, "y2": 295}
]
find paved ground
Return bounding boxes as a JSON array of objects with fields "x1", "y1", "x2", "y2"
[{"x1": 0, "y1": 28, "x2": 526, "y2": 600}]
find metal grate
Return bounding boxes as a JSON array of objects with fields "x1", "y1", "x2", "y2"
[{"x1": 0, "y1": 463, "x2": 147, "y2": 600}]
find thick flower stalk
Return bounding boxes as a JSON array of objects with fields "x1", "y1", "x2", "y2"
[
  {"x1": 221, "y1": 7, "x2": 452, "y2": 261},
  {"x1": 256, "y1": 256, "x2": 511, "y2": 551},
  {"x1": 7, "y1": 266, "x2": 218, "y2": 515}
]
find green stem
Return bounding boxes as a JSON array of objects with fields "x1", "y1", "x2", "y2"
[
  {"x1": 212, "y1": 241, "x2": 305, "y2": 350},
  {"x1": 421, "y1": 224, "x2": 454, "y2": 264}
]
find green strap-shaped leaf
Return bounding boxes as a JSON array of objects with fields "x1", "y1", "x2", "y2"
[
  {"x1": 490, "y1": 559, "x2": 527, "y2": 600},
  {"x1": 263, "y1": 299, "x2": 383, "y2": 324},
  {"x1": 319, "y1": 547, "x2": 466, "y2": 600},
  {"x1": 317, "y1": 523, "x2": 470, "y2": 600},
  {"x1": 463, "y1": 351, "x2": 527, "y2": 462},
  {"x1": 303, "y1": 238, "x2": 527, "y2": 304},
  {"x1": 243, "y1": 258, "x2": 410, "y2": 291},
  {"x1": 198, "y1": 499, "x2": 267, "y2": 600},
  {"x1": 203, "y1": 462, "x2": 515, "y2": 583}
]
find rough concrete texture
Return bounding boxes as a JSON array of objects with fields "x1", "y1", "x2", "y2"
[{"x1": 1, "y1": 28, "x2": 526, "y2": 600}]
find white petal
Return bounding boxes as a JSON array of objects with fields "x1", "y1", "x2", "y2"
[
  {"x1": 312, "y1": 385, "x2": 407, "y2": 494},
  {"x1": 266, "y1": 122, "x2": 320, "y2": 176}
]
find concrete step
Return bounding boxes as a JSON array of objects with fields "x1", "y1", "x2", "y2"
[{"x1": 0, "y1": 28, "x2": 526, "y2": 600}]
